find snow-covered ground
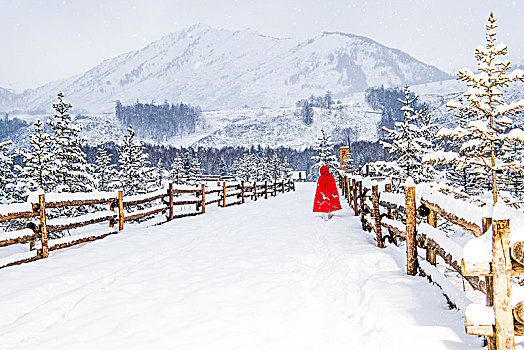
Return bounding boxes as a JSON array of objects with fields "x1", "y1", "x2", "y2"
[{"x1": 0, "y1": 183, "x2": 482, "y2": 349}]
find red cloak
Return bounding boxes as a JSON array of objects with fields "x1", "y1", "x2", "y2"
[{"x1": 313, "y1": 165, "x2": 342, "y2": 213}]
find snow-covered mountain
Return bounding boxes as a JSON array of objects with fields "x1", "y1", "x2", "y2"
[{"x1": 1, "y1": 24, "x2": 450, "y2": 114}]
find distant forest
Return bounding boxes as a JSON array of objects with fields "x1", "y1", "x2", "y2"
[
  {"x1": 0, "y1": 114, "x2": 28, "y2": 141},
  {"x1": 82, "y1": 140, "x2": 390, "y2": 181},
  {"x1": 115, "y1": 100, "x2": 203, "y2": 142}
]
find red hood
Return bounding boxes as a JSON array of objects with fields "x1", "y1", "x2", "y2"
[{"x1": 320, "y1": 165, "x2": 330, "y2": 175}]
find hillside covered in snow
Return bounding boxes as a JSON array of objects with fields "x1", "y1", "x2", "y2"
[{"x1": 0, "y1": 24, "x2": 450, "y2": 115}]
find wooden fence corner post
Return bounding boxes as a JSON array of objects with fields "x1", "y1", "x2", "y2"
[
  {"x1": 168, "y1": 183, "x2": 174, "y2": 220},
  {"x1": 426, "y1": 209, "x2": 437, "y2": 266},
  {"x1": 38, "y1": 194, "x2": 48, "y2": 259},
  {"x1": 405, "y1": 183, "x2": 418, "y2": 276},
  {"x1": 118, "y1": 190, "x2": 124, "y2": 231},
  {"x1": 201, "y1": 184, "x2": 206, "y2": 214},
  {"x1": 492, "y1": 218, "x2": 515, "y2": 350},
  {"x1": 372, "y1": 185, "x2": 384, "y2": 248},
  {"x1": 482, "y1": 217, "x2": 496, "y2": 350},
  {"x1": 241, "y1": 181, "x2": 245, "y2": 204}
]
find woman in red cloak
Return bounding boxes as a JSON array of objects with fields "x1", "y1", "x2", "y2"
[{"x1": 313, "y1": 165, "x2": 342, "y2": 220}]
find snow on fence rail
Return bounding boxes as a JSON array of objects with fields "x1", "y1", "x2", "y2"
[
  {"x1": 339, "y1": 174, "x2": 524, "y2": 350},
  {"x1": 0, "y1": 179, "x2": 295, "y2": 270}
]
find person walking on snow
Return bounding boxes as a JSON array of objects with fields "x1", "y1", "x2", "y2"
[{"x1": 313, "y1": 165, "x2": 342, "y2": 220}]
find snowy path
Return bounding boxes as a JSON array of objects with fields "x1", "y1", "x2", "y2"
[{"x1": 0, "y1": 183, "x2": 481, "y2": 349}]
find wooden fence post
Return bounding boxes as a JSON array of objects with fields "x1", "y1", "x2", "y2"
[
  {"x1": 492, "y1": 217, "x2": 515, "y2": 350},
  {"x1": 241, "y1": 181, "x2": 245, "y2": 204},
  {"x1": 426, "y1": 209, "x2": 437, "y2": 266},
  {"x1": 359, "y1": 182, "x2": 366, "y2": 229},
  {"x1": 254, "y1": 181, "x2": 257, "y2": 201},
  {"x1": 352, "y1": 179, "x2": 358, "y2": 215},
  {"x1": 222, "y1": 182, "x2": 226, "y2": 207},
  {"x1": 385, "y1": 183, "x2": 394, "y2": 220},
  {"x1": 288, "y1": 179, "x2": 291, "y2": 192},
  {"x1": 168, "y1": 183, "x2": 174, "y2": 220},
  {"x1": 293, "y1": 180, "x2": 296, "y2": 191},
  {"x1": 483, "y1": 217, "x2": 496, "y2": 350},
  {"x1": 38, "y1": 194, "x2": 48, "y2": 259},
  {"x1": 357, "y1": 181, "x2": 363, "y2": 217},
  {"x1": 372, "y1": 185, "x2": 384, "y2": 248},
  {"x1": 346, "y1": 177, "x2": 350, "y2": 202},
  {"x1": 281, "y1": 180, "x2": 285, "y2": 193},
  {"x1": 405, "y1": 182, "x2": 417, "y2": 276},
  {"x1": 273, "y1": 180, "x2": 277, "y2": 196},
  {"x1": 201, "y1": 184, "x2": 206, "y2": 213},
  {"x1": 265, "y1": 181, "x2": 268, "y2": 199},
  {"x1": 118, "y1": 190, "x2": 124, "y2": 231}
]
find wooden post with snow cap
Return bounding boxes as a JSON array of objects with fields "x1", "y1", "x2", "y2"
[
  {"x1": 385, "y1": 183, "x2": 394, "y2": 220},
  {"x1": 118, "y1": 190, "x2": 124, "y2": 231},
  {"x1": 347, "y1": 177, "x2": 351, "y2": 205},
  {"x1": 404, "y1": 178, "x2": 418, "y2": 276},
  {"x1": 38, "y1": 194, "x2": 48, "y2": 259},
  {"x1": 168, "y1": 183, "x2": 174, "y2": 220},
  {"x1": 372, "y1": 184, "x2": 384, "y2": 248},
  {"x1": 491, "y1": 203, "x2": 515, "y2": 350},
  {"x1": 352, "y1": 179, "x2": 358, "y2": 215},
  {"x1": 222, "y1": 182, "x2": 226, "y2": 207},
  {"x1": 253, "y1": 181, "x2": 257, "y2": 201},
  {"x1": 426, "y1": 209, "x2": 437, "y2": 266},
  {"x1": 241, "y1": 181, "x2": 245, "y2": 204},
  {"x1": 483, "y1": 216, "x2": 496, "y2": 350},
  {"x1": 201, "y1": 184, "x2": 206, "y2": 213}
]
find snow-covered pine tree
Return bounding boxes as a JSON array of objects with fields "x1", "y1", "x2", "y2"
[
  {"x1": 268, "y1": 154, "x2": 282, "y2": 181},
  {"x1": 94, "y1": 144, "x2": 117, "y2": 192},
  {"x1": 282, "y1": 156, "x2": 292, "y2": 179},
  {"x1": 19, "y1": 119, "x2": 55, "y2": 193},
  {"x1": 381, "y1": 85, "x2": 436, "y2": 183},
  {"x1": 432, "y1": 13, "x2": 524, "y2": 203},
  {"x1": 118, "y1": 125, "x2": 152, "y2": 195},
  {"x1": 170, "y1": 156, "x2": 185, "y2": 184},
  {"x1": 157, "y1": 159, "x2": 167, "y2": 189},
  {"x1": 311, "y1": 129, "x2": 340, "y2": 179},
  {"x1": 48, "y1": 92, "x2": 93, "y2": 192},
  {"x1": 218, "y1": 159, "x2": 229, "y2": 178},
  {"x1": 0, "y1": 141, "x2": 17, "y2": 204},
  {"x1": 255, "y1": 155, "x2": 268, "y2": 182},
  {"x1": 188, "y1": 157, "x2": 203, "y2": 184}
]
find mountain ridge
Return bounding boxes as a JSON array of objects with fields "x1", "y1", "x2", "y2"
[{"x1": 0, "y1": 23, "x2": 451, "y2": 114}]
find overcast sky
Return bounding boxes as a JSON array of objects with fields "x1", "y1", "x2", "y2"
[{"x1": 1, "y1": 0, "x2": 522, "y2": 91}]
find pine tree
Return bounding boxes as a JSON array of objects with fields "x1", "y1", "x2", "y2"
[
  {"x1": 434, "y1": 13, "x2": 524, "y2": 203},
  {"x1": 311, "y1": 129, "x2": 340, "y2": 178},
  {"x1": 48, "y1": 92, "x2": 93, "y2": 192},
  {"x1": 301, "y1": 101, "x2": 314, "y2": 125},
  {"x1": 118, "y1": 125, "x2": 152, "y2": 195},
  {"x1": 94, "y1": 144, "x2": 117, "y2": 192},
  {"x1": 188, "y1": 157, "x2": 203, "y2": 184},
  {"x1": 0, "y1": 141, "x2": 17, "y2": 204},
  {"x1": 268, "y1": 154, "x2": 282, "y2": 181},
  {"x1": 282, "y1": 156, "x2": 292, "y2": 179},
  {"x1": 19, "y1": 119, "x2": 54, "y2": 192},
  {"x1": 218, "y1": 159, "x2": 229, "y2": 178},
  {"x1": 154, "y1": 159, "x2": 166, "y2": 189},
  {"x1": 381, "y1": 85, "x2": 436, "y2": 183},
  {"x1": 170, "y1": 157, "x2": 185, "y2": 184}
]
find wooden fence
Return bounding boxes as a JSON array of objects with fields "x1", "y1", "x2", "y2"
[
  {"x1": 339, "y1": 174, "x2": 522, "y2": 350},
  {"x1": 0, "y1": 179, "x2": 295, "y2": 270}
]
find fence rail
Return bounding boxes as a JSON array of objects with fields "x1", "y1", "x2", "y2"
[
  {"x1": 0, "y1": 179, "x2": 295, "y2": 270},
  {"x1": 339, "y1": 174, "x2": 524, "y2": 350}
]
